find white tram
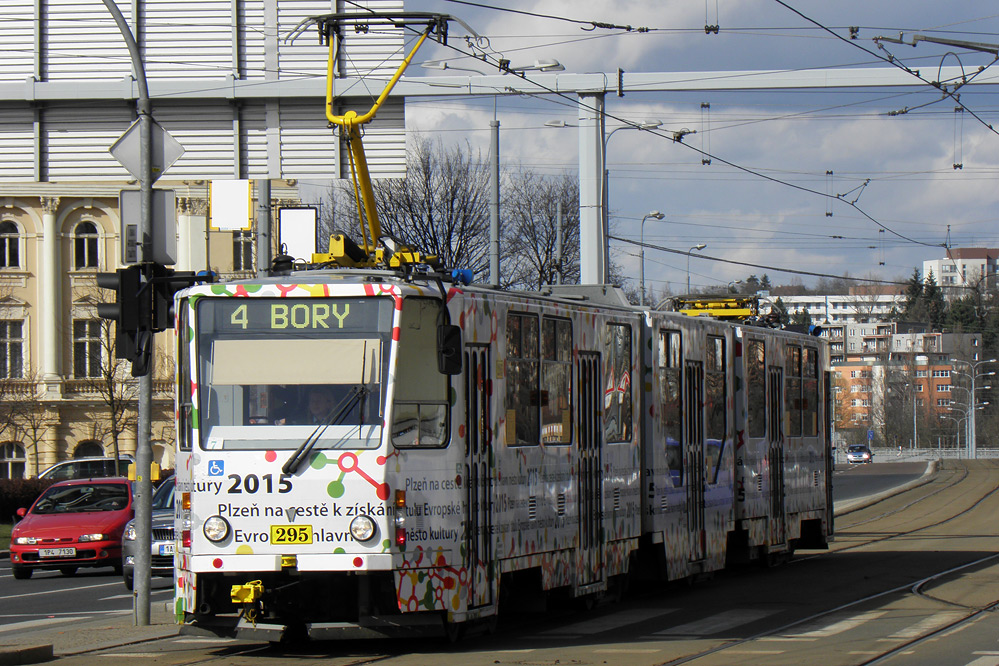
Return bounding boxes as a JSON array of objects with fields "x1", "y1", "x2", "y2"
[
  {"x1": 173, "y1": 11, "x2": 832, "y2": 640},
  {"x1": 173, "y1": 272, "x2": 832, "y2": 640}
]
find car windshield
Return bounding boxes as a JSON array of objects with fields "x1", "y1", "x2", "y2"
[
  {"x1": 32, "y1": 483, "x2": 129, "y2": 514},
  {"x1": 848, "y1": 446, "x2": 866, "y2": 452},
  {"x1": 152, "y1": 478, "x2": 174, "y2": 510}
]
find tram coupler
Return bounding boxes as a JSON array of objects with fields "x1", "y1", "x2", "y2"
[{"x1": 231, "y1": 579, "x2": 265, "y2": 605}]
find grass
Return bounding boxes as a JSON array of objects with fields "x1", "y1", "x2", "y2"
[{"x1": 0, "y1": 523, "x2": 12, "y2": 545}]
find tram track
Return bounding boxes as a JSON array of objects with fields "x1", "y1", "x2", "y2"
[{"x1": 660, "y1": 460, "x2": 999, "y2": 665}]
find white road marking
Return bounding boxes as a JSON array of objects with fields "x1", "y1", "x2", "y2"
[
  {"x1": 888, "y1": 611, "x2": 966, "y2": 639},
  {"x1": 0, "y1": 581, "x2": 123, "y2": 601},
  {"x1": 653, "y1": 609, "x2": 777, "y2": 636},
  {"x1": 784, "y1": 610, "x2": 886, "y2": 638},
  {"x1": 540, "y1": 608, "x2": 678, "y2": 637},
  {"x1": 0, "y1": 617, "x2": 88, "y2": 633}
]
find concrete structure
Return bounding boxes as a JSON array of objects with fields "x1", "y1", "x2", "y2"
[
  {"x1": 923, "y1": 248, "x2": 999, "y2": 300},
  {"x1": 0, "y1": 1, "x2": 407, "y2": 478}
]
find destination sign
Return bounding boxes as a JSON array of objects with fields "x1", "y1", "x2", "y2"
[{"x1": 197, "y1": 298, "x2": 391, "y2": 336}]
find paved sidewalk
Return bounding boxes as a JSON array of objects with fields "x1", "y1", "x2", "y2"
[{"x1": 0, "y1": 601, "x2": 177, "y2": 665}]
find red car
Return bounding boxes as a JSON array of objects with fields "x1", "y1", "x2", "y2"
[{"x1": 9, "y1": 478, "x2": 133, "y2": 579}]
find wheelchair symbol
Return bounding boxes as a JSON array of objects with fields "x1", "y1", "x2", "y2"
[{"x1": 208, "y1": 460, "x2": 224, "y2": 476}]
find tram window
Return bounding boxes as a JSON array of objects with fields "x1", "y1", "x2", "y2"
[
  {"x1": 658, "y1": 329, "x2": 682, "y2": 486},
  {"x1": 705, "y1": 335, "x2": 726, "y2": 483},
  {"x1": 785, "y1": 345, "x2": 803, "y2": 437},
  {"x1": 604, "y1": 323, "x2": 633, "y2": 444},
  {"x1": 195, "y1": 297, "x2": 392, "y2": 450},
  {"x1": 803, "y1": 347, "x2": 819, "y2": 437},
  {"x1": 541, "y1": 318, "x2": 572, "y2": 445},
  {"x1": 506, "y1": 313, "x2": 540, "y2": 446},
  {"x1": 392, "y1": 298, "x2": 450, "y2": 448},
  {"x1": 747, "y1": 339, "x2": 766, "y2": 439}
]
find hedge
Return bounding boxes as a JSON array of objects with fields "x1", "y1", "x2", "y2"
[{"x1": 0, "y1": 479, "x2": 56, "y2": 524}]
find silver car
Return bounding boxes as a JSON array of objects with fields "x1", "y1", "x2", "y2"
[{"x1": 122, "y1": 476, "x2": 175, "y2": 590}]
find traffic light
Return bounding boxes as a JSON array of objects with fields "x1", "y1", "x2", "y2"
[
  {"x1": 150, "y1": 266, "x2": 211, "y2": 332},
  {"x1": 96, "y1": 265, "x2": 143, "y2": 364}
]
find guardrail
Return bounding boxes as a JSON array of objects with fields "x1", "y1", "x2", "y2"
[{"x1": 833, "y1": 446, "x2": 999, "y2": 464}]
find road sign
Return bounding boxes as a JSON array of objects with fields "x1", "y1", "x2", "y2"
[
  {"x1": 110, "y1": 118, "x2": 184, "y2": 182},
  {"x1": 120, "y1": 190, "x2": 177, "y2": 265},
  {"x1": 868, "y1": 429, "x2": 874, "y2": 441}
]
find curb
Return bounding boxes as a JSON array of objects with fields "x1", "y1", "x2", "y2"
[
  {"x1": 0, "y1": 644, "x2": 52, "y2": 666},
  {"x1": 833, "y1": 459, "x2": 939, "y2": 517}
]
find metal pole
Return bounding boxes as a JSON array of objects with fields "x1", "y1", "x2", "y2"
[
  {"x1": 555, "y1": 200, "x2": 563, "y2": 285},
  {"x1": 100, "y1": 0, "x2": 151, "y2": 626},
  {"x1": 640, "y1": 218, "x2": 646, "y2": 306},
  {"x1": 256, "y1": 179, "x2": 271, "y2": 273},
  {"x1": 489, "y1": 119, "x2": 500, "y2": 286}
]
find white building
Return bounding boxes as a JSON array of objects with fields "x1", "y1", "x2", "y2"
[
  {"x1": 923, "y1": 248, "x2": 999, "y2": 300},
  {"x1": 774, "y1": 293, "x2": 902, "y2": 324}
]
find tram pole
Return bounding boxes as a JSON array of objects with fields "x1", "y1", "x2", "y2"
[{"x1": 101, "y1": 0, "x2": 153, "y2": 626}]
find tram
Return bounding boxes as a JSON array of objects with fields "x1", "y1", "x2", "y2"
[{"x1": 171, "y1": 12, "x2": 833, "y2": 641}]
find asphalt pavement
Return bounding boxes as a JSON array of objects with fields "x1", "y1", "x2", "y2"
[{"x1": 0, "y1": 460, "x2": 936, "y2": 665}]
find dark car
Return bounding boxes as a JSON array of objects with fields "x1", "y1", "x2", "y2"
[
  {"x1": 9, "y1": 478, "x2": 133, "y2": 579},
  {"x1": 846, "y1": 444, "x2": 874, "y2": 464},
  {"x1": 122, "y1": 475, "x2": 175, "y2": 590}
]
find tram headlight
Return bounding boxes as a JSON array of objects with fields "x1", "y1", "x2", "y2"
[
  {"x1": 349, "y1": 515, "x2": 376, "y2": 542},
  {"x1": 203, "y1": 515, "x2": 231, "y2": 543}
]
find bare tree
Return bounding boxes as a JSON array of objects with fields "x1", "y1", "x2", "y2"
[
  {"x1": 75, "y1": 282, "x2": 138, "y2": 475},
  {"x1": 8, "y1": 367, "x2": 51, "y2": 477},
  {"x1": 327, "y1": 135, "x2": 491, "y2": 276},
  {"x1": 502, "y1": 170, "x2": 580, "y2": 290}
]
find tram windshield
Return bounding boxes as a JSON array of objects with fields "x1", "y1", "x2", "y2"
[{"x1": 195, "y1": 297, "x2": 393, "y2": 450}]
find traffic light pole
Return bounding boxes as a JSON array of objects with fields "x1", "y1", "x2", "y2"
[{"x1": 102, "y1": 0, "x2": 153, "y2": 626}]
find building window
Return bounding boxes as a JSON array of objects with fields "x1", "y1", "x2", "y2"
[
  {"x1": 74, "y1": 441, "x2": 105, "y2": 457},
  {"x1": 74, "y1": 222, "x2": 99, "y2": 269},
  {"x1": 938, "y1": 384, "x2": 951, "y2": 392},
  {"x1": 936, "y1": 398, "x2": 951, "y2": 407},
  {"x1": 916, "y1": 370, "x2": 927, "y2": 377},
  {"x1": 916, "y1": 398, "x2": 924, "y2": 407},
  {"x1": 932, "y1": 369, "x2": 950, "y2": 378},
  {"x1": 916, "y1": 384, "x2": 923, "y2": 392},
  {"x1": 0, "y1": 221, "x2": 20, "y2": 268},
  {"x1": 0, "y1": 441, "x2": 25, "y2": 479},
  {"x1": 233, "y1": 230, "x2": 253, "y2": 271},
  {"x1": 73, "y1": 320, "x2": 103, "y2": 378},
  {"x1": 0, "y1": 320, "x2": 23, "y2": 379}
]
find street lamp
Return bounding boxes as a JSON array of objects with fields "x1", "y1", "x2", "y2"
[
  {"x1": 950, "y1": 358, "x2": 996, "y2": 459},
  {"x1": 686, "y1": 243, "x2": 707, "y2": 293},
  {"x1": 545, "y1": 118, "x2": 663, "y2": 283},
  {"x1": 640, "y1": 210, "x2": 664, "y2": 306},
  {"x1": 727, "y1": 279, "x2": 743, "y2": 293}
]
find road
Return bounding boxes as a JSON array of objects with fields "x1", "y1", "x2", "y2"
[
  {"x1": 0, "y1": 562, "x2": 173, "y2": 632},
  {"x1": 9, "y1": 460, "x2": 999, "y2": 666}
]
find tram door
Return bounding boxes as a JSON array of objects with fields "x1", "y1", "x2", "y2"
[
  {"x1": 464, "y1": 346, "x2": 494, "y2": 608},
  {"x1": 577, "y1": 352, "x2": 603, "y2": 586},
  {"x1": 767, "y1": 366, "x2": 787, "y2": 547},
  {"x1": 685, "y1": 360, "x2": 705, "y2": 562}
]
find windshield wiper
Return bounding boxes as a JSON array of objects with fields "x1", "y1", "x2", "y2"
[{"x1": 282, "y1": 387, "x2": 369, "y2": 475}]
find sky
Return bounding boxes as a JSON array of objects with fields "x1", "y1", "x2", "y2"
[{"x1": 365, "y1": 1, "x2": 999, "y2": 295}]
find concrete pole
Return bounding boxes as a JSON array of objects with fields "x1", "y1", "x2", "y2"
[
  {"x1": 577, "y1": 93, "x2": 605, "y2": 284},
  {"x1": 101, "y1": 0, "x2": 152, "y2": 626},
  {"x1": 489, "y1": 120, "x2": 500, "y2": 286}
]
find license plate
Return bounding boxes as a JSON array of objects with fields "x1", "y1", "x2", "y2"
[
  {"x1": 39, "y1": 547, "x2": 76, "y2": 558},
  {"x1": 159, "y1": 544, "x2": 175, "y2": 556},
  {"x1": 269, "y1": 525, "x2": 313, "y2": 545}
]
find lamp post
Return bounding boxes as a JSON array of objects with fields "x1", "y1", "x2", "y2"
[
  {"x1": 545, "y1": 119, "x2": 662, "y2": 283},
  {"x1": 639, "y1": 210, "x2": 664, "y2": 306},
  {"x1": 950, "y1": 358, "x2": 996, "y2": 459},
  {"x1": 727, "y1": 279, "x2": 743, "y2": 293},
  {"x1": 686, "y1": 243, "x2": 707, "y2": 293},
  {"x1": 428, "y1": 60, "x2": 564, "y2": 286}
]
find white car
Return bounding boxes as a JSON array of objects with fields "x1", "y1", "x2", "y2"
[{"x1": 846, "y1": 445, "x2": 873, "y2": 464}]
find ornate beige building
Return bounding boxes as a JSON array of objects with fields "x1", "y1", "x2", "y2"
[{"x1": 0, "y1": 180, "x2": 302, "y2": 478}]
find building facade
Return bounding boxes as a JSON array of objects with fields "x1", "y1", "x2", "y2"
[
  {"x1": 0, "y1": 1, "x2": 406, "y2": 478},
  {"x1": 923, "y1": 248, "x2": 999, "y2": 300}
]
